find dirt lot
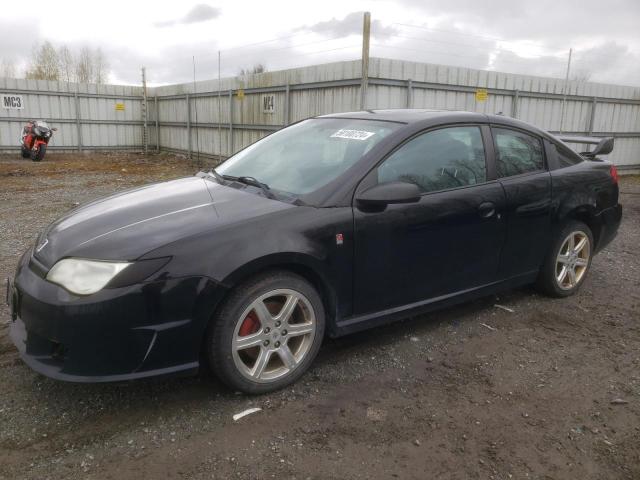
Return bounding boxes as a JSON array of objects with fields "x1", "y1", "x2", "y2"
[{"x1": 0, "y1": 152, "x2": 638, "y2": 480}]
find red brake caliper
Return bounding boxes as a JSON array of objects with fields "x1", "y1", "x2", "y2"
[{"x1": 239, "y1": 311, "x2": 261, "y2": 336}]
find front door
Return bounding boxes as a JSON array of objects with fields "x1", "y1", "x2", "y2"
[{"x1": 353, "y1": 125, "x2": 507, "y2": 315}]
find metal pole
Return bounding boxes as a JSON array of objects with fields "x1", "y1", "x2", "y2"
[
  {"x1": 406, "y1": 79, "x2": 413, "y2": 108},
  {"x1": 588, "y1": 97, "x2": 597, "y2": 135},
  {"x1": 154, "y1": 94, "x2": 159, "y2": 152},
  {"x1": 284, "y1": 82, "x2": 290, "y2": 126},
  {"x1": 192, "y1": 56, "x2": 200, "y2": 166},
  {"x1": 559, "y1": 48, "x2": 572, "y2": 134},
  {"x1": 360, "y1": 12, "x2": 371, "y2": 110},
  {"x1": 74, "y1": 89, "x2": 81, "y2": 152},
  {"x1": 512, "y1": 90, "x2": 520, "y2": 119},
  {"x1": 186, "y1": 93, "x2": 191, "y2": 159},
  {"x1": 141, "y1": 66, "x2": 148, "y2": 155},
  {"x1": 228, "y1": 89, "x2": 233, "y2": 158},
  {"x1": 217, "y1": 50, "x2": 222, "y2": 163}
]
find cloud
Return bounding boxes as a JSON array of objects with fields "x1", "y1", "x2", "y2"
[
  {"x1": 376, "y1": 0, "x2": 640, "y2": 45},
  {"x1": 155, "y1": 4, "x2": 221, "y2": 28},
  {"x1": 0, "y1": 18, "x2": 44, "y2": 76},
  {"x1": 303, "y1": 11, "x2": 398, "y2": 38}
]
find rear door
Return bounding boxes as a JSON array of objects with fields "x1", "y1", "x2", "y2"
[
  {"x1": 353, "y1": 125, "x2": 507, "y2": 315},
  {"x1": 490, "y1": 126, "x2": 552, "y2": 279}
]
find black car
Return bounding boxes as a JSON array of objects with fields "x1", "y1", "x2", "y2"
[{"x1": 7, "y1": 110, "x2": 622, "y2": 394}]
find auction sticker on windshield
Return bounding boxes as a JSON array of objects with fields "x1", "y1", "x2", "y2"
[{"x1": 331, "y1": 129, "x2": 376, "y2": 140}]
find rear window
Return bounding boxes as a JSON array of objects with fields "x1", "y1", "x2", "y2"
[
  {"x1": 493, "y1": 127, "x2": 544, "y2": 177},
  {"x1": 553, "y1": 142, "x2": 584, "y2": 168}
]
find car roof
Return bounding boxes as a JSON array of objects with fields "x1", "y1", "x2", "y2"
[
  {"x1": 318, "y1": 109, "x2": 484, "y2": 124},
  {"x1": 318, "y1": 109, "x2": 555, "y2": 141}
]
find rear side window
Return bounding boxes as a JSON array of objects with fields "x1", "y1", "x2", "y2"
[
  {"x1": 493, "y1": 127, "x2": 544, "y2": 177},
  {"x1": 377, "y1": 126, "x2": 487, "y2": 193},
  {"x1": 553, "y1": 142, "x2": 584, "y2": 167}
]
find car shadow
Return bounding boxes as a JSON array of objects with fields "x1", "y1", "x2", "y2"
[{"x1": 5, "y1": 285, "x2": 538, "y2": 436}]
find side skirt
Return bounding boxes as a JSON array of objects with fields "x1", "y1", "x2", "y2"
[{"x1": 332, "y1": 271, "x2": 538, "y2": 337}]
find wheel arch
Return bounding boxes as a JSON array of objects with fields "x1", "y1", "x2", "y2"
[
  {"x1": 218, "y1": 253, "x2": 339, "y2": 334},
  {"x1": 562, "y1": 205, "x2": 602, "y2": 249}
]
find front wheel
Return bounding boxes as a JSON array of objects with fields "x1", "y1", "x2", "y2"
[
  {"x1": 31, "y1": 144, "x2": 46, "y2": 161},
  {"x1": 536, "y1": 221, "x2": 593, "y2": 297},
  {"x1": 207, "y1": 271, "x2": 325, "y2": 394},
  {"x1": 20, "y1": 146, "x2": 30, "y2": 158}
]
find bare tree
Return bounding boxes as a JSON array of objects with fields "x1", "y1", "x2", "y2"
[
  {"x1": 239, "y1": 64, "x2": 267, "y2": 76},
  {"x1": 75, "y1": 46, "x2": 94, "y2": 83},
  {"x1": 58, "y1": 46, "x2": 75, "y2": 83},
  {"x1": 93, "y1": 48, "x2": 108, "y2": 84},
  {"x1": 0, "y1": 57, "x2": 17, "y2": 78},
  {"x1": 571, "y1": 69, "x2": 592, "y2": 82},
  {"x1": 23, "y1": 41, "x2": 110, "y2": 84},
  {"x1": 26, "y1": 41, "x2": 60, "y2": 80}
]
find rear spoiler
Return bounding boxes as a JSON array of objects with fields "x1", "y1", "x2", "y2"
[{"x1": 555, "y1": 135, "x2": 614, "y2": 159}]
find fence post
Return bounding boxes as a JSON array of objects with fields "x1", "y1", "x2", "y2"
[
  {"x1": 74, "y1": 90, "x2": 82, "y2": 152},
  {"x1": 228, "y1": 89, "x2": 233, "y2": 158},
  {"x1": 186, "y1": 94, "x2": 191, "y2": 159},
  {"x1": 512, "y1": 90, "x2": 520, "y2": 119},
  {"x1": 360, "y1": 12, "x2": 371, "y2": 110},
  {"x1": 588, "y1": 97, "x2": 597, "y2": 135},
  {"x1": 141, "y1": 67, "x2": 148, "y2": 154},
  {"x1": 406, "y1": 79, "x2": 413, "y2": 108},
  {"x1": 284, "y1": 83, "x2": 290, "y2": 126},
  {"x1": 154, "y1": 94, "x2": 159, "y2": 152}
]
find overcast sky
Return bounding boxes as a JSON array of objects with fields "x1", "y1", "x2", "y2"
[{"x1": 1, "y1": 0, "x2": 639, "y2": 87}]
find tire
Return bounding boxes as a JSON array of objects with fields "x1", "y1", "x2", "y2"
[
  {"x1": 536, "y1": 221, "x2": 594, "y2": 298},
  {"x1": 31, "y1": 144, "x2": 46, "y2": 162},
  {"x1": 207, "y1": 271, "x2": 325, "y2": 394},
  {"x1": 20, "y1": 147, "x2": 30, "y2": 158}
]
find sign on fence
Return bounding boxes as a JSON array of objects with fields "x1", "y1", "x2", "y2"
[
  {"x1": 475, "y1": 88, "x2": 488, "y2": 102},
  {"x1": 115, "y1": 102, "x2": 125, "y2": 111},
  {"x1": 2, "y1": 94, "x2": 24, "y2": 109},
  {"x1": 262, "y1": 94, "x2": 275, "y2": 113}
]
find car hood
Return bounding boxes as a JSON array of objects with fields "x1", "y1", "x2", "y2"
[{"x1": 34, "y1": 176, "x2": 292, "y2": 268}]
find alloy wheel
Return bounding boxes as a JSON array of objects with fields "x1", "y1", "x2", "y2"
[
  {"x1": 555, "y1": 231, "x2": 590, "y2": 290},
  {"x1": 231, "y1": 289, "x2": 316, "y2": 383}
]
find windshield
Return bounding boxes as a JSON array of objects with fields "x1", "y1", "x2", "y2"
[
  {"x1": 216, "y1": 118, "x2": 400, "y2": 195},
  {"x1": 36, "y1": 121, "x2": 49, "y2": 129}
]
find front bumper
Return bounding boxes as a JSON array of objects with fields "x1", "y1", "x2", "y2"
[{"x1": 7, "y1": 249, "x2": 225, "y2": 382}]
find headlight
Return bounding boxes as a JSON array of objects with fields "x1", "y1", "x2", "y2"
[{"x1": 46, "y1": 258, "x2": 131, "y2": 295}]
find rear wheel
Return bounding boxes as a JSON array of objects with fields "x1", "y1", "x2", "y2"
[
  {"x1": 31, "y1": 144, "x2": 46, "y2": 162},
  {"x1": 536, "y1": 221, "x2": 593, "y2": 297},
  {"x1": 207, "y1": 271, "x2": 325, "y2": 394}
]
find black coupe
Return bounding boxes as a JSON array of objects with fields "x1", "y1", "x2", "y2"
[{"x1": 7, "y1": 110, "x2": 622, "y2": 393}]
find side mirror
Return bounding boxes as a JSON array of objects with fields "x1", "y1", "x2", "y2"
[
  {"x1": 51, "y1": 128, "x2": 58, "y2": 131},
  {"x1": 356, "y1": 181, "x2": 421, "y2": 207}
]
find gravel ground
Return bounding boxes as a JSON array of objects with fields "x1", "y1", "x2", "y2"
[{"x1": 0, "y1": 153, "x2": 639, "y2": 480}]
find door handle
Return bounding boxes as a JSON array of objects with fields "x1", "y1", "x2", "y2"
[{"x1": 478, "y1": 201, "x2": 496, "y2": 218}]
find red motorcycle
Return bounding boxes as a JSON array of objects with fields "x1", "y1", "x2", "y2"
[{"x1": 20, "y1": 120, "x2": 56, "y2": 161}]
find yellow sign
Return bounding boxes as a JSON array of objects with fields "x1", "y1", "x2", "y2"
[
  {"x1": 236, "y1": 89, "x2": 245, "y2": 100},
  {"x1": 115, "y1": 102, "x2": 125, "y2": 111},
  {"x1": 475, "y1": 89, "x2": 488, "y2": 102}
]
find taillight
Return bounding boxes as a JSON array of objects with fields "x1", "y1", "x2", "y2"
[{"x1": 610, "y1": 165, "x2": 619, "y2": 184}]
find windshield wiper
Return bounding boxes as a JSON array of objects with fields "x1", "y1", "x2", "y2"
[
  {"x1": 207, "y1": 169, "x2": 225, "y2": 184},
  {"x1": 235, "y1": 176, "x2": 276, "y2": 200}
]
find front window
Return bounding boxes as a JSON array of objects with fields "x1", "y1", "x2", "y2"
[
  {"x1": 377, "y1": 126, "x2": 487, "y2": 193},
  {"x1": 217, "y1": 118, "x2": 400, "y2": 195}
]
